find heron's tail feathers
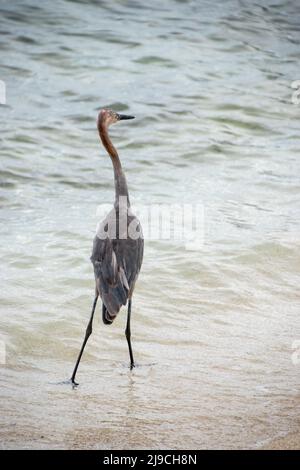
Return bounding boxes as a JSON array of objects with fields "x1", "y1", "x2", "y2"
[
  {"x1": 101, "y1": 282, "x2": 128, "y2": 325},
  {"x1": 102, "y1": 304, "x2": 115, "y2": 325}
]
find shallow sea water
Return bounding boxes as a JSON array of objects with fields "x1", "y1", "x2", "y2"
[{"x1": 0, "y1": 0, "x2": 300, "y2": 449}]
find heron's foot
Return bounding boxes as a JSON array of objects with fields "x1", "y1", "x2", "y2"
[
  {"x1": 71, "y1": 377, "x2": 79, "y2": 388},
  {"x1": 130, "y1": 362, "x2": 135, "y2": 370}
]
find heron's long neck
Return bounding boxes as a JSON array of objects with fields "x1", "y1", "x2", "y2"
[{"x1": 98, "y1": 121, "x2": 130, "y2": 207}]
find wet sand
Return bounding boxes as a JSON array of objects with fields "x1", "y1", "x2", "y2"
[{"x1": 261, "y1": 432, "x2": 300, "y2": 450}]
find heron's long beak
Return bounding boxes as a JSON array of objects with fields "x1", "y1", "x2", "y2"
[{"x1": 117, "y1": 114, "x2": 135, "y2": 120}]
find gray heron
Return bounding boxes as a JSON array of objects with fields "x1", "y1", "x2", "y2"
[{"x1": 71, "y1": 109, "x2": 144, "y2": 385}]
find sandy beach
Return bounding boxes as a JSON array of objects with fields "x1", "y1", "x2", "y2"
[{"x1": 261, "y1": 432, "x2": 300, "y2": 450}]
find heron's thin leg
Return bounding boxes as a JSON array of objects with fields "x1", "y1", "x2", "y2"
[
  {"x1": 71, "y1": 295, "x2": 98, "y2": 385},
  {"x1": 125, "y1": 299, "x2": 135, "y2": 369}
]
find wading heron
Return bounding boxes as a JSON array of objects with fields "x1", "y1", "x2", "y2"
[{"x1": 71, "y1": 109, "x2": 144, "y2": 385}]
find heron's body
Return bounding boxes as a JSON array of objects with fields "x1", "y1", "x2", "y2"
[
  {"x1": 71, "y1": 109, "x2": 143, "y2": 385},
  {"x1": 91, "y1": 208, "x2": 143, "y2": 324}
]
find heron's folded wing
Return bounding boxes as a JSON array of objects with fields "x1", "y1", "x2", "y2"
[
  {"x1": 91, "y1": 235, "x2": 128, "y2": 314},
  {"x1": 91, "y1": 236, "x2": 119, "y2": 286}
]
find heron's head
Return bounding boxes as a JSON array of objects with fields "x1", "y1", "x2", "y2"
[{"x1": 98, "y1": 108, "x2": 135, "y2": 128}]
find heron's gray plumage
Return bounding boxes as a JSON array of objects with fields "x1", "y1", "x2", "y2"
[{"x1": 91, "y1": 213, "x2": 144, "y2": 323}]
